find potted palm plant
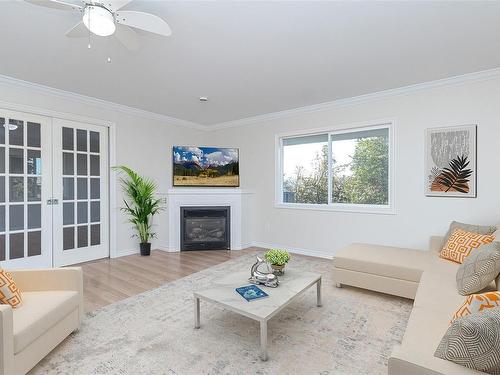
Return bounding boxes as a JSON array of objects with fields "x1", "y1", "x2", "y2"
[{"x1": 114, "y1": 166, "x2": 163, "y2": 256}]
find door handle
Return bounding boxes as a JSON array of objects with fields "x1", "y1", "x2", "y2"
[{"x1": 47, "y1": 199, "x2": 59, "y2": 205}]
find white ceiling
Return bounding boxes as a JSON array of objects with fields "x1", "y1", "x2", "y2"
[{"x1": 1, "y1": 1, "x2": 500, "y2": 126}]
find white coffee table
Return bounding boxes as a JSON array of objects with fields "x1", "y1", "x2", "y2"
[{"x1": 193, "y1": 268, "x2": 322, "y2": 361}]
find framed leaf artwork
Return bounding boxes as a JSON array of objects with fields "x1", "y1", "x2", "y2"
[{"x1": 425, "y1": 125, "x2": 477, "y2": 197}]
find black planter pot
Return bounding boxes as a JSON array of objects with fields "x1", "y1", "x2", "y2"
[{"x1": 140, "y1": 242, "x2": 151, "y2": 256}]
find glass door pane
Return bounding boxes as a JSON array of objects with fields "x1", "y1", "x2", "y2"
[{"x1": 0, "y1": 110, "x2": 52, "y2": 269}]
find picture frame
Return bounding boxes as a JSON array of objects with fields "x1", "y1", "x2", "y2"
[
  {"x1": 425, "y1": 125, "x2": 477, "y2": 198},
  {"x1": 172, "y1": 146, "x2": 240, "y2": 187}
]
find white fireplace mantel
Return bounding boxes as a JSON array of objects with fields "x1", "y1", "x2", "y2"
[{"x1": 163, "y1": 189, "x2": 252, "y2": 251}]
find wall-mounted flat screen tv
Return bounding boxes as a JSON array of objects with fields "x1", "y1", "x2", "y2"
[{"x1": 173, "y1": 146, "x2": 240, "y2": 187}]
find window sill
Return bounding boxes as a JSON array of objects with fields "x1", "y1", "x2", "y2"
[{"x1": 274, "y1": 202, "x2": 396, "y2": 215}]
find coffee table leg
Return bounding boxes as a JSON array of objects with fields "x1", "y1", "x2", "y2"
[
  {"x1": 260, "y1": 320, "x2": 268, "y2": 361},
  {"x1": 317, "y1": 278, "x2": 322, "y2": 307},
  {"x1": 194, "y1": 297, "x2": 200, "y2": 329}
]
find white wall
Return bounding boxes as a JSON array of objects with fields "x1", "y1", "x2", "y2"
[
  {"x1": 0, "y1": 80, "x2": 205, "y2": 257},
  {"x1": 206, "y1": 76, "x2": 500, "y2": 257},
  {"x1": 3, "y1": 74, "x2": 500, "y2": 260}
]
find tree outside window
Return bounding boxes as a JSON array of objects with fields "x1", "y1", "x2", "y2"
[{"x1": 281, "y1": 126, "x2": 390, "y2": 207}]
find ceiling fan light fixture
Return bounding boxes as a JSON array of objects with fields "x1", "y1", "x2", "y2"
[
  {"x1": 83, "y1": 6, "x2": 116, "y2": 37},
  {"x1": 3, "y1": 124, "x2": 18, "y2": 131}
]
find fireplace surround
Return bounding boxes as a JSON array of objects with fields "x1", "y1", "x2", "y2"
[
  {"x1": 180, "y1": 206, "x2": 230, "y2": 251},
  {"x1": 165, "y1": 188, "x2": 252, "y2": 252}
]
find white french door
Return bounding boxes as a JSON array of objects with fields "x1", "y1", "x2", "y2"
[
  {"x1": 53, "y1": 119, "x2": 109, "y2": 267},
  {"x1": 0, "y1": 110, "x2": 52, "y2": 269},
  {"x1": 0, "y1": 109, "x2": 109, "y2": 269}
]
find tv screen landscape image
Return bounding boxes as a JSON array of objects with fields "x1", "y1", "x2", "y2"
[{"x1": 173, "y1": 146, "x2": 240, "y2": 187}]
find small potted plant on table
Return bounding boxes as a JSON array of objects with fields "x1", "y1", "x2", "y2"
[
  {"x1": 114, "y1": 166, "x2": 163, "y2": 256},
  {"x1": 265, "y1": 249, "x2": 291, "y2": 276}
]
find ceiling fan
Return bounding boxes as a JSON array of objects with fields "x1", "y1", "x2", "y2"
[{"x1": 25, "y1": 0, "x2": 172, "y2": 50}]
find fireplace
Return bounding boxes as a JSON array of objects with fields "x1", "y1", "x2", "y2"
[{"x1": 180, "y1": 206, "x2": 230, "y2": 251}]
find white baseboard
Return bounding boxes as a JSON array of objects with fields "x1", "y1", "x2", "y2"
[
  {"x1": 232, "y1": 242, "x2": 253, "y2": 250},
  {"x1": 156, "y1": 245, "x2": 177, "y2": 252},
  {"x1": 112, "y1": 248, "x2": 139, "y2": 258},
  {"x1": 252, "y1": 242, "x2": 333, "y2": 260},
  {"x1": 112, "y1": 246, "x2": 177, "y2": 257},
  {"x1": 157, "y1": 244, "x2": 251, "y2": 252},
  {"x1": 112, "y1": 243, "x2": 332, "y2": 259}
]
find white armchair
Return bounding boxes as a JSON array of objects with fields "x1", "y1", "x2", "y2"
[{"x1": 0, "y1": 267, "x2": 83, "y2": 375}]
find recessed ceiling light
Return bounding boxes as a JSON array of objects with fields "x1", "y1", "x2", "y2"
[{"x1": 199, "y1": 97, "x2": 208, "y2": 102}]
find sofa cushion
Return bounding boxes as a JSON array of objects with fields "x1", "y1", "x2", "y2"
[
  {"x1": 333, "y1": 243, "x2": 430, "y2": 282},
  {"x1": 442, "y1": 221, "x2": 497, "y2": 249},
  {"x1": 435, "y1": 307, "x2": 500, "y2": 375},
  {"x1": 413, "y1": 258, "x2": 466, "y2": 312},
  {"x1": 451, "y1": 292, "x2": 500, "y2": 323},
  {"x1": 492, "y1": 222, "x2": 500, "y2": 241},
  {"x1": 12, "y1": 290, "x2": 80, "y2": 354},
  {"x1": 440, "y1": 228, "x2": 494, "y2": 264},
  {"x1": 457, "y1": 243, "x2": 500, "y2": 295},
  {"x1": 395, "y1": 305, "x2": 482, "y2": 375}
]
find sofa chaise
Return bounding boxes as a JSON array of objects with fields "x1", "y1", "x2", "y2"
[{"x1": 332, "y1": 236, "x2": 499, "y2": 375}]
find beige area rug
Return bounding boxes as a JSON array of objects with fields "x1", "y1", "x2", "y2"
[{"x1": 31, "y1": 253, "x2": 412, "y2": 375}]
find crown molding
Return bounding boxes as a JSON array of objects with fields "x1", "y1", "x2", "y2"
[
  {"x1": 209, "y1": 67, "x2": 500, "y2": 130},
  {"x1": 2, "y1": 67, "x2": 500, "y2": 132},
  {"x1": 0, "y1": 74, "x2": 208, "y2": 131}
]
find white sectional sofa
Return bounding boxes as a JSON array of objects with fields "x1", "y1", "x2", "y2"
[{"x1": 332, "y1": 236, "x2": 499, "y2": 375}]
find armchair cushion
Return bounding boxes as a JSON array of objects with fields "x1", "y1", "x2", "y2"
[
  {"x1": 0, "y1": 269, "x2": 22, "y2": 308},
  {"x1": 13, "y1": 290, "x2": 79, "y2": 354}
]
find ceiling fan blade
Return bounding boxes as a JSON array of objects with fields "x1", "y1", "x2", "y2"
[
  {"x1": 115, "y1": 11, "x2": 172, "y2": 37},
  {"x1": 102, "y1": 0, "x2": 133, "y2": 12},
  {"x1": 65, "y1": 21, "x2": 88, "y2": 38},
  {"x1": 114, "y1": 25, "x2": 139, "y2": 51},
  {"x1": 25, "y1": 0, "x2": 83, "y2": 11}
]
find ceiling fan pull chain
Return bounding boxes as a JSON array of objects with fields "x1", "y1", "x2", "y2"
[{"x1": 87, "y1": 6, "x2": 91, "y2": 49}]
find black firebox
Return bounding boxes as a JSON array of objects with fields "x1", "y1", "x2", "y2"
[{"x1": 180, "y1": 206, "x2": 230, "y2": 251}]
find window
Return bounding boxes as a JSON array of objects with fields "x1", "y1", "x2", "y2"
[
  {"x1": 278, "y1": 123, "x2": 393, "y2": 213},
  {"x1": 282, "y1": 134, "x2": 328, "y2": 204}
]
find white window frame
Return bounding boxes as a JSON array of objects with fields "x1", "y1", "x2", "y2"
[{"x1": 275, "y1": 119, "x2": 395, "y2": 214}]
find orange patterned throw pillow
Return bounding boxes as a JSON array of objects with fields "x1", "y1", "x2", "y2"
[
  {"x1": 0, "y1": 269, "x2": 22, "y2": 308},
  {"x1": 440, "y1": 228, "x2": 494, "y2": 264},
  {"x1": 451, "y1": 291, "x2": 500, "y2": 323}
]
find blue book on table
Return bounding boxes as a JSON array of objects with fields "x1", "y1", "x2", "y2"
[{"x1": 235, "y1": 285, "x2": 269, "y2": 302}]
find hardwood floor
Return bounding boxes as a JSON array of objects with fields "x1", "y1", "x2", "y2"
[{"x1": 79, "y1": 249, "x2": 258, "y2": 312}]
